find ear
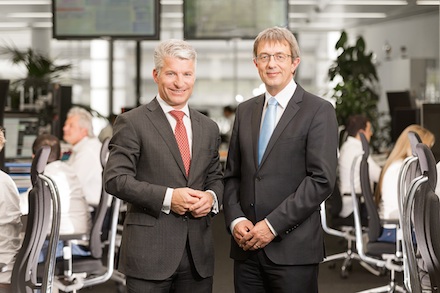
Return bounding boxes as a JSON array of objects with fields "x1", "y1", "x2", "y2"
[
  {"x1": 291, "y1": 57, "x2": 301, "y2": 74},
  {"x1": 152, "y1": 68, "x2": 159, "y2": 83}
]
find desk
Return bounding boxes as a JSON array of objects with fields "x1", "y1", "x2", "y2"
[{"x1": 5, "y1": 162, "x2": 32, "y2": 193}]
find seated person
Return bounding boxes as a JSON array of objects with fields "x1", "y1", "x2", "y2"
[
  {"x1": 63, "y1": 107, "x2": 103, "y2": 207},
  {"x1": 0, "y1": 126, "x2": 23, "y2": 293},
  {"x1": 338, "y1": 114, "x2": 382, "y2": 219},
  {"x1": 21, "y1": 134, "x2": 92, "y2": 261},
  {"x1": 375, "y1": 125, "x2": 435, "y2": 220}
]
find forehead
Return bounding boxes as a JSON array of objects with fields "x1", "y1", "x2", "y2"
[
  {"x1": 257, "y1": 40, "x2": 290, "y2": 54},
  {"x1": 162, "y1": 57, "x2": 195, "y2": 70}
]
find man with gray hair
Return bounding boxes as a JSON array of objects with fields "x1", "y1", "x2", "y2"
[
  {"x1": 63, "y1": 106, "x2": 102, "y2": 206},
  {"x1": 104, "y1": 39, "x2": 223, "y2": 292}
]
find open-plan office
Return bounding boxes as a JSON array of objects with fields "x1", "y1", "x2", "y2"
[{"x1": 0, "y1": 1, "x2": 439, "y2": 292}]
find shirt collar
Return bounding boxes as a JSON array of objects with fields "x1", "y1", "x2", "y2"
[
  {"x1": 157, "y1": 94, "x2": 190, "y2": 118},
  {"x1": 264, "y1": 79, "x2": 297, "y2": 109}
]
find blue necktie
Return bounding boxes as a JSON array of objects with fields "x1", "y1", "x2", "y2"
[{"x1": 258, "y1": 97, "x2": 278, "y2": 164}]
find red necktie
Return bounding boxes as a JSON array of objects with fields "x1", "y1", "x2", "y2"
[{"x1": 170, "y1": 110, "x2": 191, "y2": 176}]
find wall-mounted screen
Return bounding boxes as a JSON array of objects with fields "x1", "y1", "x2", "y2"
[
  {"x1": 184, "y1": 0, "x2": 289, "y2": 40},
  {"x1": 53, "y1": 0, "x2": 160, "y2": 40}
]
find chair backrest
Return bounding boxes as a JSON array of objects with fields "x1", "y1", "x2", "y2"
[
  {"x1": 11, "y1": 146, "x2": 61, "y2": 293},
  {"x1": 398, "y1": 131, "x2": 422, "y2": 292},
  {"x1": 412, "y1": 143, "x2": 440, "y2": 290},
  {"x1": 359, "y1": 133, "x2": 382, "y2": 242},
  {"x1": 88, "y1": 137, "x2": 111, "y2": 258}
]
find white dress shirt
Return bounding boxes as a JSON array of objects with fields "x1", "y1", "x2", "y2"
[
  {"x1": 66, "y1": 136, "x2": 103, "y2": 206},
  {"x1": 338, "y1": 136, "x2": 382, "y2": 218},
  {"x1": 156, "y1": 95, "x2": 219, "y2": 214},
  {"x1": 19, "y1": 161, "x2": 92, "y2": 236},
  {"x1": 379, "y1": 159, "x2": 403, "y2": 220},
  {"x1": 0, "y1": 171, "x2": 23, "y2": 284}
]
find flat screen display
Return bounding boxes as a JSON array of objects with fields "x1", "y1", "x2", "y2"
[
  {"x1": 3, "y1": 113, "x2": 39, "y2": 160},
  {"x1": 183, "y1": 0, "x2": 289, "y2": 40},
  {"x1": 53, "y1": 0, "x2": 160, "y2": 40}
]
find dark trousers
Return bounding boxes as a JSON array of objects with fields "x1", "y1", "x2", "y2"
[
  {"x1": 125, "y1": 243, "x2": 212, "y2": 293},
  {"x1": 234, "y1": 250, "x2": 319, "y2": 293}
]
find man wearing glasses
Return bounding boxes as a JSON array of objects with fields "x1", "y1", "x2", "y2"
[{"x1": 223, "y1": 26, "x2": 338, "y2": 292}]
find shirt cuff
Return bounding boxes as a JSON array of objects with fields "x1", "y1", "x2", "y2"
[
  {"x1": 264, "y1": 218, "x2": 278, "y2": 236},
  {"x1": 230, "y1": 217, "x2": 247, "y2": 232},
  {"x1": 161, "y1": 188, "x2": 173, "y2": 214},
  {"x1": 206, "y1": 190, "x2": 219, "y2": 214}
]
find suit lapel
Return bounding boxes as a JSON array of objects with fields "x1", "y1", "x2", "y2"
[
  {"x1": 252, "y1": 95, "x2": 265, "y2": 169},
  {"x1": 146, "y1": 98, "x2": 188, "y2": 178},
  {"x1": 188, "y1": 108, "x2": 202, "y2": 182},
  {"x1": 258, "y1": 85, "x2": 304, "y2": 167}
]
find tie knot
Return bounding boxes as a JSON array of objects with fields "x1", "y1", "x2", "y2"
[
  {"x1": 268, "y1": 97, "x2": 278, "y2": 106},
  {"x1": 170, "y1": 110, "x2": 185, "y2": 121}
]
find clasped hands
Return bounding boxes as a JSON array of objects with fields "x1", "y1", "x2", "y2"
[
  {"x1": 171, "y1": 187, "x2": 213, "y2": 218},
  {"x1": 233, "y1": 219, "x2": 275, "y2": 251}
]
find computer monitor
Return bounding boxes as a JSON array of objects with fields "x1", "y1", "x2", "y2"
[
  {"x1": 421, "y1": 103, "x2": 440, "y2": 162},
  {"x1": 387, "y1": 91, "x2": 414, "y2": 113},
  {"x1": 3, "y1": 112, "x2": 39, "y2": 160}
]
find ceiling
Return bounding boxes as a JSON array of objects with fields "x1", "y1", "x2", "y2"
[{"x1": 0, "y1": 0, "x2": 438, "y2": 34}]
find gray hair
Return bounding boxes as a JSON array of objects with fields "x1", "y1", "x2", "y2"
[
  {"x1": 153, "y1": 39, "x2": 197, "y2": 76},
  {"x1": 253, "y1": 26, "x2": 301, "y2": 59},
  {"x1": 0, "y1": 126, "x2": 5, "y2": 152},
  {"x1": 67, "y1": 106, "x2": 94, "y2": 137}
]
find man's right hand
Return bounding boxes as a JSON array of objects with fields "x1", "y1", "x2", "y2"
[
  {"x1": 170, "y1": 188, "x2": 200, "y2": 215},
  {"x1": 232, "y1": 219, "x2": 254, "y2": 245}
]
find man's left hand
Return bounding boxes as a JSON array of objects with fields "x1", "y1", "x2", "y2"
[{"x1": 239, "y1": 220, "x2": 275, "y2": 251}]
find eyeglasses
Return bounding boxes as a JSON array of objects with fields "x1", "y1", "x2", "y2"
[{"x1": 255, "y1": 53, "x2": 292, "y2": 63}]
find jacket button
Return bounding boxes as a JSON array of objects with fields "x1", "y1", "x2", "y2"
[{"x1": 250, "y1": 203, "x2": 254, "y2": 207}]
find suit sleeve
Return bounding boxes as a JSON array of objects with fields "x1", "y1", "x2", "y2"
[{"x1": 104, "y1": 114, "x2": 167, "y2": 218}]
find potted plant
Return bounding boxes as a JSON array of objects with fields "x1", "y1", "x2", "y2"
[
  {"x1": 328, "y1": 31, "x2": 389, "y2": 152},
  {"x1": 0, "y1": 44, "x2": 72, "y2": 108}
]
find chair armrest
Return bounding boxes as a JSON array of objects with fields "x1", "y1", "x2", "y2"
[
  {"x1": 0, "y1": 263, "x2": 7, "y2": 273},
  {"x1": 381, "y1": 219, "x2": 400, "y2": 228},
  {"x1": 58, "y1": 233, "x2": 89, "y2": 242}
]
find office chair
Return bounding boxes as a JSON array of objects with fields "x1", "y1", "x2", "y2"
[
  {"x1": 351, "y1": 133, "x2": 405, "y2": 292},
  {"x1": 405, "y1": 143, "x2": 440, "y2": 292},
  {"x1": 321, "y1": 184, "x2": 379, "y2": 278},
  {"x1": 50, "y1": 137, "x2": 122, "y2": 293},
  {"x1": 11, "y1": 146, "x2": 61, "y2": 293},
  {"x1": 398, "y1": 131, "x2": 422, "y2": 292}
]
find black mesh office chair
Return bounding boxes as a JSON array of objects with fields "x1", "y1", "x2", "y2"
[
  {"x1": 398, "y1": 131, "x2": 422, "y2": 292},
  {"x1": 405, "y1": 143, "x2": 440, "y2": 292},
  {"x1": 320, "y1": 183, "x2": 379, "y2": 278},
  {"x1": 351, "y1": 133, "x2": 405, "y2": 292},
  {"x1": 51, "y1": 137, "x2": 122, "y2": 293},
  {"x1": 11, "y1": 146, "x2": 61, "y2": 293}
]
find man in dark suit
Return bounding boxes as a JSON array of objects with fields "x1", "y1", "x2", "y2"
[
  {"x1": 104, "y1": 39, "x2": 223, "y2": 293},
  {"x1": 223, "y1": 27, "x2": 338, "y2": 292}
]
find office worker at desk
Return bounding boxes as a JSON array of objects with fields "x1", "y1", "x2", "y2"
[
  {"x1": 63, "y1": 106, "x2": 102, "y2": 207},
  {"x1": 18, "y1": 134, "x2": 92, "y2": 261},
  {"x1": 338, "y1": 114, "x2": 382, "y2": 219},
  {"x1": 104, "y1": 39, "x2": 223, "y2": 293},
  {"x1": 223, "y1": 27, "x2": 338, "y2": 292},
  {"x1": 375, "y1": 125, "x2": 435, "y2": 220},
  {"x1": 0, "y1": 126, "x2": 23, "y2": 293}
]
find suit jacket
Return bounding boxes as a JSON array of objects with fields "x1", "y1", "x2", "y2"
[
  {"x1": 104, "y1": 98, "x2": 224, "y2": 281},
  {"x1": 223, "y1": 84, "x2": 338, "y2": 265}
]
